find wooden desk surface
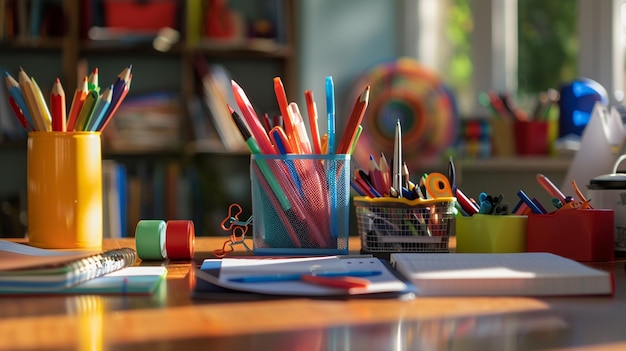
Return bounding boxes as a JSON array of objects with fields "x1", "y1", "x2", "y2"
[{"x1": 1, "y1": 237, "x2": 626, "y2": 351}]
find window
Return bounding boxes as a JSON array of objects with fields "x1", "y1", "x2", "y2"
[{"x1": 404, "y1": 0, "x2": 622, "y2": 117}]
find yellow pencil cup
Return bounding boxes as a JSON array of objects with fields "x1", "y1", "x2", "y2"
[
  {"x1": 27, "y1": 132, "x2": 103, "y2": 249},
  {"x1": 455, "y1": 214, "x2": 527, "y2": 253}
]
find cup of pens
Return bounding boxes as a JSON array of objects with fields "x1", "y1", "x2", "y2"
[{"x1": 250, "y1": 154, "x2": 351, "y2": 255}]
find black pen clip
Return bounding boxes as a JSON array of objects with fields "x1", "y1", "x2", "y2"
[{"x1": 448, "y1": 156, "x2": 457, "y2": 196}]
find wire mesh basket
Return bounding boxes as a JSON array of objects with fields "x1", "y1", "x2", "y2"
[{"x1": 354, "y1": 196, "x2": 456, "y2": 254}]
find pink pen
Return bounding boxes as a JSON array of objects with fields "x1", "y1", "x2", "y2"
[
  {"x1": 536, "y1": 173, "x2": 567, "y2": 204},
  {"x1": 288, "y1": 102, "x2": 312, "y2": 154},
  {"x1": 231, "y1": 80, "x2": 276, "y2": 154}
]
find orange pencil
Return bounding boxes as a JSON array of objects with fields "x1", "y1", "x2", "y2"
[
  {"x1": 336, "y1": 86, "x2": 370, "y2": 154},
  {"x1": 67, "y1": 76, "x2": 88, "y2": 131},
  {"x1": 50, "y1": 78, "x2": 66, "y2": 131},
  {"x1": 304, "y1": 90, "x2": 322, "y2": 154}
]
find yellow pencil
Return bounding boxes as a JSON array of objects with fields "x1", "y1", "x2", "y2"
[
  {"x1": 17, "y1": 68, "x2": 45, "y2": 131},
  {"x1": 31, "y1": 78, "x2": 52, "y2": 131}
]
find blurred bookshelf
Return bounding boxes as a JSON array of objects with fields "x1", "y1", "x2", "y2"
[{"x1": 0, "y1": 0, "x2": 296, "y2": 237}]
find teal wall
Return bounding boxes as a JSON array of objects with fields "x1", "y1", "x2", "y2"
[{"x1": 297, "y1": 1, "x2": 400, "y2": 129}]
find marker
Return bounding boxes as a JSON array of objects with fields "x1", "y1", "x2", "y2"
[
  {"x1": 517, "y1": 189, "x2": 545, "y2": 214},
  {"x1": 230, "y1": 105, "x2": 302, "y2": 247},
  {"x1": 536, "y1": 173, "x2": 567, "y2": 204},
  {"x1": 455, "y1": 188, "x2": 479, "y2": 215},
  {"x1": 232, "y1": 80, "x2": 276, "y2": 154},
  {"x1": 304, "y1": 90, "x2": 322, "y2": 154},
  {"x1": 325, "y1": 76, "x2": 335, "y2": 154}
]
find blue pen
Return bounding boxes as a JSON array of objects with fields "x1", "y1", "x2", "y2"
[
  {"x1": 325, "y1": 76, "x2": 338, "y2": 238},
  {"x1": 325, "y1": 76, "x2": 335, "y2": 155},
  {"x1": 269, "y1": 127, "x2": 305, "y2": 198},
  {"x1": 517, "y1": 190, "x2": 545, "y2": 214},
  {"x1": 228, "y1": 270, "x2": 382, "y2": 283}
]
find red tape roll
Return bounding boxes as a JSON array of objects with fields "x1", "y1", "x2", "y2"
[{"x1": 165, "y1": 220, "x2": 195, "y2": 260}]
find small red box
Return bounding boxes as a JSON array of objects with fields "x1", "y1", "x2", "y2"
[
  {"x1": 514, "y1": 120, "x2": 549, "y2": 155},
  {"x1": 526, "y1": 209, "x2": 614, "y2": 262},
  {"x1": 104, "y1": 0, "x2": 177, "y2": 30}
]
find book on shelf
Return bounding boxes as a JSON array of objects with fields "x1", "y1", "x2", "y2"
[
  {"x1": 102, "y1": 91, "x2": 183, "y2": 152},
  {"x1": 102, "y1": 160, "x2": 127, "y2": 238},
  {"x1": 191, "y1": 56, "x2": 247, "y2": 152},
  {"x1": 0, "y1": 240, "x2": 138, "y2": 293},
  {"x1": 390, "y1": 252, "x2": 614, "y2": 297}
]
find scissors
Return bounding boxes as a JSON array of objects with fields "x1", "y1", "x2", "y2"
[{"x1": 424, "y1": 172, "x2": 454, "y2": 199}]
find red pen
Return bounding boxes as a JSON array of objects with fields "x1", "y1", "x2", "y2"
[
  {"x1": 301, "y1": 274, "x2": 370, "y2": 290},
  {"x1": 455, "y1": 188, "x2": 479, "y2": 215}
]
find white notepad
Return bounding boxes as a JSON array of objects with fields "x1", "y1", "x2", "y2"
[{"x1": 390, "y1": 252, "x2": 614, "y2": 297}]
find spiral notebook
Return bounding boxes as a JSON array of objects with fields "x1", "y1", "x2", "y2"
[{"x1": 0, "y1": 240, "x2": 137, "y2": 293}]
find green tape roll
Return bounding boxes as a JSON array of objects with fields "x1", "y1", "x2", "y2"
[{"x1": 135, "y1": 220, "x2": 166, "y2": 260}]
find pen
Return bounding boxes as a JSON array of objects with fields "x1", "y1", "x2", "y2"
[
  {"x1": 536, "y1": 173, "x2": 567, "y2": 204},
  {"x1": 448, "y1": 156, "x2": 457, "y2": 195},
  {"x1": 325, "y1": 76, "x2": 335, "y2": 154},
  {"x1": 228, "y1": 270, "x2": 382, "y2": 283},
  {"x1": 273, "y1": 77, "x2": 301, "y2": 153},
  {"x1": 336, "y1": 86, "x2": 370, "y2": 154},
  {"x1": 288, "y1": 102, "x2": 312, "y2": 154},
  {"x1": 269, "y1": 126, "x2": 294, "y2": 154},
  {"x1": 392, "y1": 119, "x2": 403, "y2": 198},
  {"x1": 517, "y1": 189, "x2": 545, "y2": 214},
  {"x1": 455, "y1": 188, "x2": 479, "y2": 215},
  {"x1": 304, "y1": 90, "x2": 322, "y2": 154},
  {"x1": 232, "y1": 80, "x2": 276, "y2": 154}
]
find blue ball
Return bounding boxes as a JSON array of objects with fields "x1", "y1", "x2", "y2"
[{"x1": 558, "y1": 78, "x2": 608, "y2": 137}]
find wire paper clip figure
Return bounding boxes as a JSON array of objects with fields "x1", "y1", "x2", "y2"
[{"x1": 214, "y1": 203, "x2": 253, "y2": 258}]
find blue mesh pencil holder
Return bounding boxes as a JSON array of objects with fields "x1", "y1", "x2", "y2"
[{"x1": 250, "y1": 154, "x2": 351, "y2": 255}]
